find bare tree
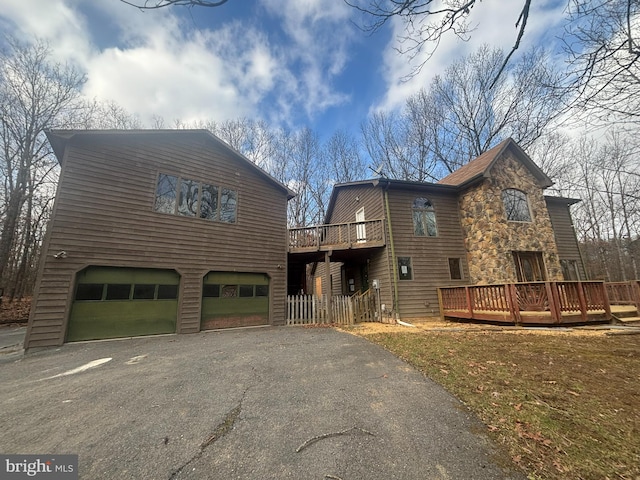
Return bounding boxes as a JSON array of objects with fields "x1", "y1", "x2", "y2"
[
  {"x1": 0, "y1": 39, "x2": 86, "y2": 295},
  {"x1": 323, "y1": 129, "x2": 367, "y2": 184},
  {"x1": 347, "y1": 0, "x2": 532, "y2": 80},
  {"x1": 348, "y1": 0, "x2": 640, "y2": 122},
  {"x1": 120, "y1": 0, "x2": 229, "y2": 10},
  {"x1": 564, "y1": 0, "x2": 640, "y2": 125},
  {"x1": 362, "y1": 45, "x2": 567, "y2": 179}
]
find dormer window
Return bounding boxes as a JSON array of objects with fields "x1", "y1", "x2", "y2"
[
  {"x1": 502, "y1": 189, "x2": 531, "y2": 222},
  {"x1": 412, "y1": 198, "x2": 437, "y2": 236}
]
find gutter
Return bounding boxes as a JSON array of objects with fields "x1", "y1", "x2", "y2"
[{"x1": 383, "y1": 181, "x2": 401, "y2": 321}]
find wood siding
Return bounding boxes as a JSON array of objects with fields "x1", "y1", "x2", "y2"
[
  {"x1": 25, "y1": 132, "x2": 289, "y2": 349},
  {"x1": 327, "y1": 185, "x2": 385, "y2": 225},
  {"x1": 325, "y1": 185, "x2": 393, "y2": 314},
  {"x1": 386, "y1": 184, "x2": 469, "y2": 319},
  {"x1": 545, "y1": 198, "x2": 587, "y2": 280}
]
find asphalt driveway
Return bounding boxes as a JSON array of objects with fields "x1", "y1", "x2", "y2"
[{"x1": 0, "y1": 327, "x2": 524, "y2": 479}]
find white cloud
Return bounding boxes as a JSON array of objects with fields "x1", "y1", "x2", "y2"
[
  {"x1": 376, "y1": 0, "x2": 568, "y2": 113},
  {"x1": 0, "y1": 0, "x2": 359, "y2": 130}
]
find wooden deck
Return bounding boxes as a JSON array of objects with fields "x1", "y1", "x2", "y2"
[
  {"x1": 288, "y1": 219, "x2": 385, "y2": 253},
  {"x1": 438, "y1": 281, "x2": 614, "y2": 325}
]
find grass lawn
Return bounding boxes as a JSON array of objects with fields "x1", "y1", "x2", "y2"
[{"x1": 346, "y1": 324, "x2": 640, "y2": 479}]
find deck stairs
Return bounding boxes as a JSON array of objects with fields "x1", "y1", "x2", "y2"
[{"x1": 610, "y1": 305, "x2": 640, "y2": 325}]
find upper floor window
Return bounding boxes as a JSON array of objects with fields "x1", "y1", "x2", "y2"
[
  {"x1": 502, "y1": 189, "x2": 531, "y2": 222},
  {"x1": 154, "y1": 173, "x2": 237, "y2": 224},
  {"x1": 412, "y1": 198, "x2": 437, "y2": 236}
]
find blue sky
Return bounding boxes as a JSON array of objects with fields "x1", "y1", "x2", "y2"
[{"x1": 0, "y1": 0, "x2": 567, "y2": 141}]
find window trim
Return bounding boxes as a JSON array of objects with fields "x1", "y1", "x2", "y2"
[
  {"x1": 448, "y1": 258, "x2": 463, "y2": 280},
  {"x1": 412, "y1": 197, "x2": 438, "y2": 237},
  {"x1": 154, "y1": 172, "x2": 238, "y2": 224},
  {"x1": 398, "y1": 256, "x2": 413, "y2": 281}
]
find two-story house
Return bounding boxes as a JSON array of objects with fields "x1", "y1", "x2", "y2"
[
  {"x1": 24, "y1": 130, "x2": 294, "y2": 349},
  {"x1": 301, "y1": 138, "x2": 584, "y2": 321}
]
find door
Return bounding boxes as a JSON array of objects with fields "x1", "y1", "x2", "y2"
[
  {"x1": 68, "y1": 267, "x2": 179, "y2": 342},
  {"x1": 513, "y1": 252, "x2": 546, "y2": 282},
  {"x1": 356, "y1": 207, "x2": 366, "y2": 242},
  {"x1": 201, "y1": 272, "x2": 270, "y2": 329}
]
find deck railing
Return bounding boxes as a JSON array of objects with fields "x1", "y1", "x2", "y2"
[
  {"x1": 605, "y1": 281, "x2": 640, "y2": 308},
  {"x1": 288, "y1": 219, "x2": 385, "y2": 252},
  {"x1": 438, "y1": 281, "x2": 611, "y2": 325}
]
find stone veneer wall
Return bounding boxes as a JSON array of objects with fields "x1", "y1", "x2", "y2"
[{"x1": 458, "y1": 150, "x2": 563, "y2": 284}]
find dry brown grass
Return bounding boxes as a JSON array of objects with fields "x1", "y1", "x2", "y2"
[{"x1": 341, "y1": 321, "x2": 640, "y2": 479}]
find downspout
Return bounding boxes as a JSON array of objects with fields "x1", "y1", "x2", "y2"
[{"x1": 383, "y1": 181, "x2": 414, "y2": 327}]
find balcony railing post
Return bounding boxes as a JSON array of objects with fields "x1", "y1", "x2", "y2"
[
  {"x1": 465, "y1": 286, "x2": 473, "y2": 317},
  {"x1": 576, "y1": 281, "x2": 588, "y2": 322},
  {"x1": 545, "y1": 282, "x2": 561, "y2": 324}
]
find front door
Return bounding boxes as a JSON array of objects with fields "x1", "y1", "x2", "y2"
[
  {"x1": 356, "y1": 207, "x2": 366, "y2": 242},
  {"x1": 513, "y1": 252, "x2": 546, "y2": 282}
]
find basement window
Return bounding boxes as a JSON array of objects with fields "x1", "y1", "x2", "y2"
[
  {"x1": 398, "y1": 257, "x2": 413, "y2": 280},
  {"x1": 448, "y1": 258, "x2": 463, "y2": 280}
]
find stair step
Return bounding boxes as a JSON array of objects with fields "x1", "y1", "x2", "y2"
[{"x1": 619, "y1": 316, "x2": 640, "y2": 324}]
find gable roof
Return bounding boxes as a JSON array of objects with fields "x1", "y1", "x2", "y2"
[
  {"x1": 437, "y1": 138, "x2": 553, "y2": 189},
  {"x1": 45, "y1": 129, "x2": 296, "y2": 199}
]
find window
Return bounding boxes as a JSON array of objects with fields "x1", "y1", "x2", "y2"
[
  {"x1": 203, "y1": 284, "x2": 221, "y2": 298},
  {"x1": 178, "y1": 178, "x2": 199, "y2": 217},
  {"x1": 154, "y1": 174, "x2": 178, "y2": 214},
  {"x1": 75, "y1": 284, "x2": 104, "y2": 301},
  {"x1": 239, "y1": 285, "x2": 254, "y2": 297},
  {"x1": 256, "y1": 285, "x2": 269, "y2": 297},
  {"x1": 502, "y1": 189, "x2": 532, "y2": 222},
  {"x1": 157, "y1": 284, "x2": 179, "y2": 300},
  {"x1": 448, "y1": 258, "x2": 463, "y2": 280},
  {"x1": 560, "y1": 259, "x2": 580, "y2": 281},
  {"x1": 133, "y1": 284, "x2": 156, "y2": 300},
  {"x1": 513, "y1": 252, "x2": 546, "y2": 282},
  {"x1": 105, "y1": 284, "x2": 132, "y2": 300},
  {"x1": 412, "y1": 198, "x2": 437, "y2": 236},
  {"x1": 220, "y1": 188, "x2": 237, "y2": 223},
  {"x1": 398, "y1": 257, "x2": 413, "y2": 280},
  {"x1": 76, "y1": 283, "x2": 178, "y2": 301},
  {"x1": 154, "y1": 174, "x2": 236, "y2": 224},
  {"x1": 222, "y1": 285, "x2": 238, "y2": 297},
  {"x1": 200, "y1": 183, "x2": 219, "y2": 221}
]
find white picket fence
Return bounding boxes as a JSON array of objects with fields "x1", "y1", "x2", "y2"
[{"x1": 286, "y1": 290, "x2": 377, "y2": 326}]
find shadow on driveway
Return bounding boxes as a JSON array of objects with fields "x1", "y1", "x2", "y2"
[{"x1": 0, "y1": 327, "x2": 524, "y2": 479}]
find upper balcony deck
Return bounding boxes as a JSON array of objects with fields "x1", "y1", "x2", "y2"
[{"x1": 288, "y1": 219, "x2": 386, "y2": 254}]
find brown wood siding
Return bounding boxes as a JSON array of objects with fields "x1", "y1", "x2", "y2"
[
  {"x1": 26, "y1": 133, "x2": 289, "y2": 349},
  {"x1": 386, "y1": 185, "x2": 469, "y2": 319},
  {"x1": 545, "y1": 199, "x2": 587, "y2": 280},
  {"x1": 327, "y1": 185, "x2": 384, "y2": 224}
]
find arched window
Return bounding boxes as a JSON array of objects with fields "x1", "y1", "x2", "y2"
[
  {"x1": 412, "y1": 198, "x2": 437, "y2": 236},
  {"x1": 502, "y1": 189, "x2": 532, "y2": 222}
]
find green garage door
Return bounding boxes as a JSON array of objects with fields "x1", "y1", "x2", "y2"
[
  {"x1": 201, "y1": 272, "x2": 269, "y2": 330},
  {"x1": 68, "y1": 267, "x2": 179, "y2": 342}
]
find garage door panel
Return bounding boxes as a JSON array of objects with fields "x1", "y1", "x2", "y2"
[
  {"x1": 68, "y1": 267, "x2": 179, "y2": 342},
  {"x1": 68, "y1": 300, "x2": 177, "y2": 341},
  {"x1": 201, "y1": 272, "x2": 269, "y2": 330}
]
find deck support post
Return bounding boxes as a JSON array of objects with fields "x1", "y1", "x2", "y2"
[{"x1": 325, "y1": 250, "x2": 332, "y2": 324}]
